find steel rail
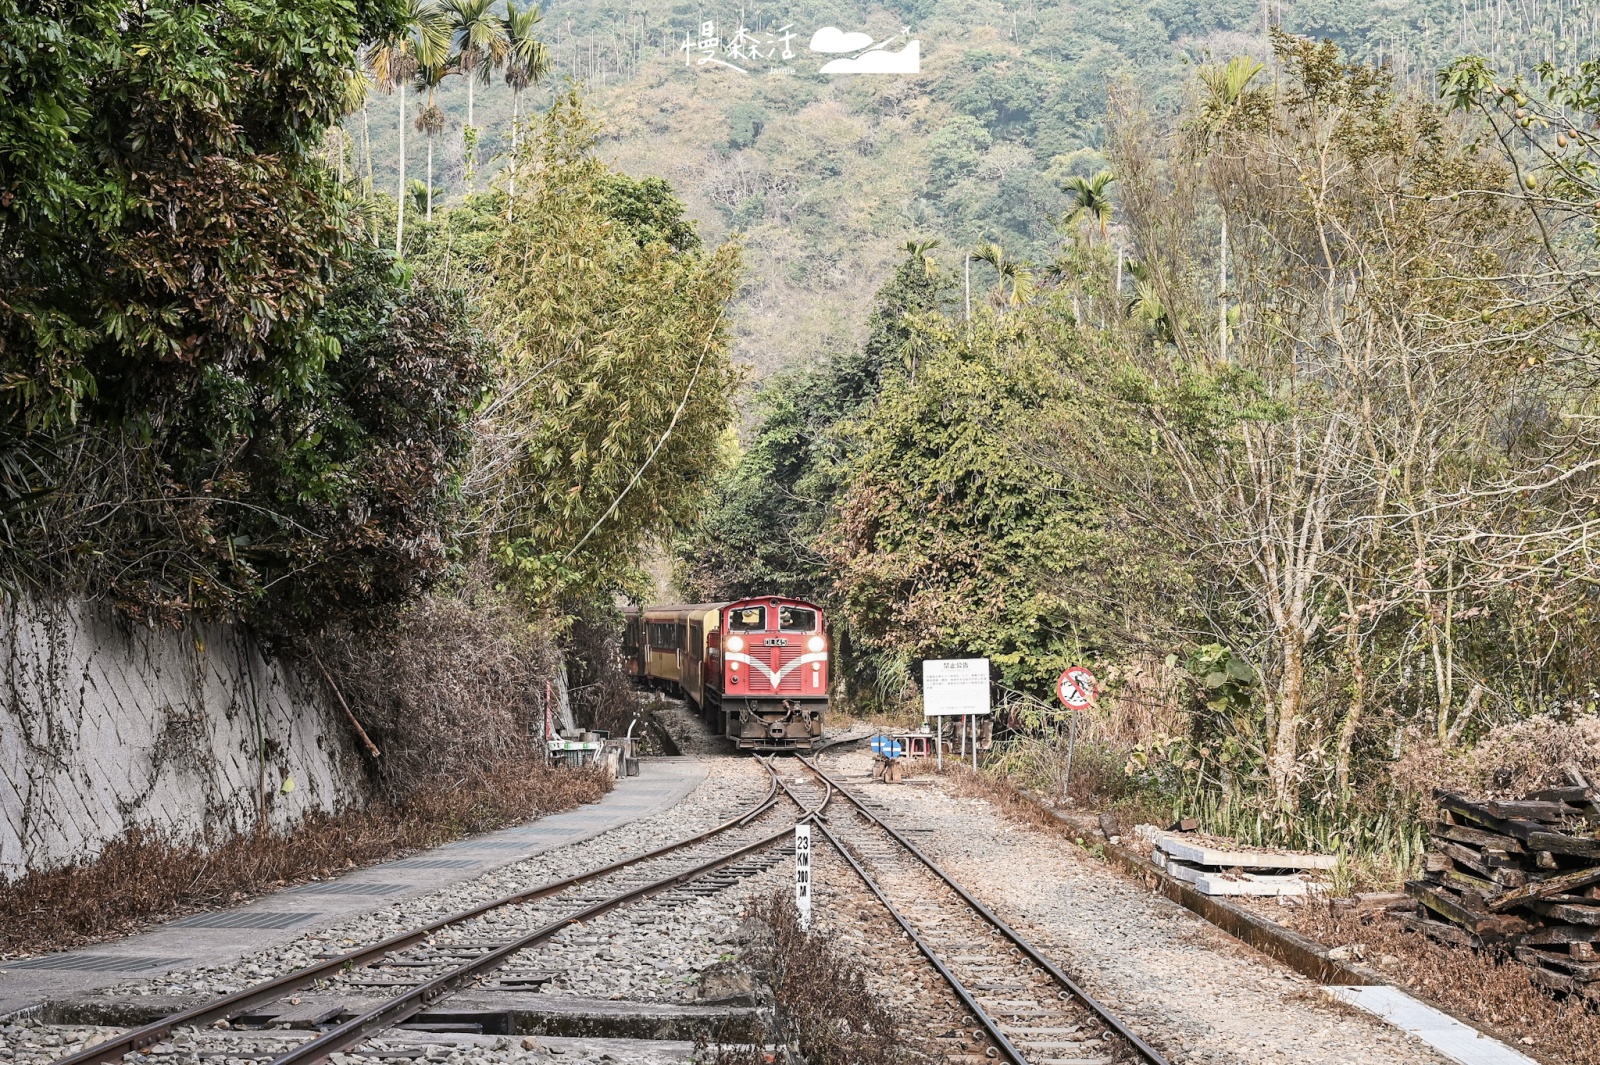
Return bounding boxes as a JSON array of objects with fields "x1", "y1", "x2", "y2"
[
  {"x1": 263, "y1": 759, "x2": 833, "y2": 1065},
  {"x1": 800, "y1": 755, "x2": 1171, "y2": 1065},
  {"x1": 764, "y1": 768, "x2": 1021, "y2": 1062},
  {"x1": 763, "y1": 755, "x2": 833, "y2": 822},
  {"x1": 49, "y1": 773, "x2": 782, "y2": 1065},
  {"x1": 267, "y1": 823, "x2": 792, "y2": 1065},
  {"x1": 813, "y1": 811, "x2": 1023, "y2": 1063}
]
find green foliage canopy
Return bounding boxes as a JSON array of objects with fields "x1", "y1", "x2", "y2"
[
  {"x1": 0, "y1": 1, "x2": 496, "y2": 631},
  {"x1": 479, "y1": 93, "x2": 741, "y2": 603},
  {"x1": 821, "y1": 305, "x2": 1134, "y2": 695}
]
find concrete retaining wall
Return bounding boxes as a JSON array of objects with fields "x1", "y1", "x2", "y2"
[{"x1": 0, "y1": 597, "x2": 365, "y2": 881}]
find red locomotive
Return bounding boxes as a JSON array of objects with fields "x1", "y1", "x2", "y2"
[{"x1": 621, "y1": 596, "x2": 828, "y2": 750}]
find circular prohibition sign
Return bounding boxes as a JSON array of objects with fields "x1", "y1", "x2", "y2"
[{"x1": 1055, "y1": 665, "x2": 1098, "y2": 710}]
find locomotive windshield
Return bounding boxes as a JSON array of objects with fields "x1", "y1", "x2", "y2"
[
  {"x1": 778, "y1": 606, "x2": 817, "y2": 632},
  {"x1": 728, "y1": 606, "x2": 766, "y2": 631}
]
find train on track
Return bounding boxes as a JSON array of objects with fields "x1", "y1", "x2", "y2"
[{"x1": 622, "y1": 595, "x2": 828, "y2": 751}]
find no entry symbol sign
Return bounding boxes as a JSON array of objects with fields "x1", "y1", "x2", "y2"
[{"x1": 1056, "y1": 666, "x2": 1098, "y2": 709}]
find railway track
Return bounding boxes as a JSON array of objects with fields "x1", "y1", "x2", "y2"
[
  {"x1": 49, "y1": 759, "x2": 825, "y2": 1065},
  {"x1": 775, "y1": 751, "x2": 1169, "y2": 1065}
]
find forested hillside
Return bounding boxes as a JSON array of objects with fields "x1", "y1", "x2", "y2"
[
  {"x1": 678, "y1": 30, "x2": 1600, "y2": 875},
  {"x1": 352, "y1": 0, "x2": 1597, "y2": 371}
]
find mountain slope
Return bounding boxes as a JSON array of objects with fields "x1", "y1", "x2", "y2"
[{"x1": 352, "y1": 0, "x2": 1582, "y2": 373}]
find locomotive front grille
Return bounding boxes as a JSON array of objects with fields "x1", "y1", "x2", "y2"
[{"x1": 774, "y1": 643, "x2": 803, "y2": 692}]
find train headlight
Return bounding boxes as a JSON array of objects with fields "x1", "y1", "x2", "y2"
[
  {"x1": 726, "y1": 635, "x2": 745, "y2": 652},
  {"x1": 806, "y1": 636, "x2": 826, "y2": 652}
]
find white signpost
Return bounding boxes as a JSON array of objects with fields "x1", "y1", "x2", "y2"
[
  {"x1": 922, "y1": 658, "x2": 991, "y2": 770},
  {"x1": 794, "y1": 824, "x2": 812, "y2": 930}
]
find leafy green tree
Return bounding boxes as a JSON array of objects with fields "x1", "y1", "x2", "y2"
[
  {"x1": 1060, "y1": 170, "x2": 1115, "y2": 243},
  {"x1": 820, "y1": 304, "x2": 1133, "y2": 696},
  {"x1": 0, "y1": 0, "x2": 495, "y2": 631},
  {"x1": 477, "y1": 93, "x2": 741, "y2": 603},
  {"x1": 191, "y1": 248, "x2": 487, "y2": 631},
  {"x1": 972, "y1": 242, "x2": 1037, "y2": 308},
  {"x1": 677, "y1": 244, "x2": 952, "y2": 607}
]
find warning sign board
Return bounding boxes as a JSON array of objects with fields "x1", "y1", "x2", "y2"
[
  {"x1": 922, "y1": 658, "x2": 991, "y2": 716},
  {"x1": 1056, "y1": 666, "x2": 1098, "y2": 710}
]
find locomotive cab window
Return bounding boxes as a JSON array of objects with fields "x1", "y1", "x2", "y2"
[
  {"x1": 778, "y1": 606, "x2": 817, "y2": 632},
  {"x1": 727, "y1": 607, "x2": 766, "y2": 631}
]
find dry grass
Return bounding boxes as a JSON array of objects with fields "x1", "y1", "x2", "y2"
[
  {"x1": 1276, "y1": 905, "x2": 1600, "y2": 1065},
  {"x1": 312, "y1": 586, "x2": 564, "y2": 802},
  {"x1": 701, "y1": 892, "x2": 908, "y2": 1065},
  {"x1": 0, "y1": 761, "x2": 606, "y2": 959},
  {"x1": 1392, "y1": 714, "x2": 1600, "y2": 801}
]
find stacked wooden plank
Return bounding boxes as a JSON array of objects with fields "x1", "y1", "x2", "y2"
[{"x1": 1406, "y1": 784, "x2": 1600, "y2": 994}]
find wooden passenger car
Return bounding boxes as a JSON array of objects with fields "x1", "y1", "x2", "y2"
[{"x1": 621, "y1": 596, "x2": 828, "y2": 750}]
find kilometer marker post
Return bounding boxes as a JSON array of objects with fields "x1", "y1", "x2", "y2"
[{"x1": 794, "y1": 823, "x2": 812, "y2": 930}]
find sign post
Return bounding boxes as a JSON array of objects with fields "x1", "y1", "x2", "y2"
[
  {"x1": 794, "y1": 824, "x2": 812, "y2": 930},
  {"x1": 922, "y1": 659, "x2": 992, "y2": 771},
  {"x1": 1054, "y1": 666, "x2": 1099, "y2": 796}
]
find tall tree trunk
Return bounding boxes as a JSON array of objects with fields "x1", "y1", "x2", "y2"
[
  {"x1": 465, "y1": 76, "x2": 476, "y2": 195},
  {"x1": 1219, "y1": 216, "x2": 1229, "y2": 362},
  {"x1": 507, "y1": 90, "x2": 520, "y2": 220},
  {"x1": 426, "y1": 134, "x2": 435, "y2": 221},
  {"x1": 1336, "y1": 587, "x2": 1365, "y2": 797},
  {"x1": 361, "y1": 103, "x2": 375, "y2": 246},
  {"x1": 395, "y1": 86, "x2": 407, "y2": 257},
  {"x1": 1269, "y1": 629, "x2": 1306, "y2": 810}
]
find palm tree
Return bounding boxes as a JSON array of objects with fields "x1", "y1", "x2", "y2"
[
  {"x1": 901, "y1": 238, "x2": 942, "y2": 279},
  {"x1": 406, "y1": 179, "x2": 437, "y2": 215},
  {"x1": 372, "y1": 0, "x2": 450, "y2": 256},
  {"x1": 1198, "y1": 55, "x2": 1265, "y2": 129},
  {"x1": 503, "y1": 0, "x2": 550, "y2": 216},
  {"x1": 413, "y1": 46, "x2": 457, "y2": 223},
  {"x1": 331, "y1": 63, "x2": 375, "y2": 195},
  {"x1": 444, "y1": 0, "x2": 510, "y2": 196},
  {"x1": 1061, "y1": 170, "x2": 1114, "y2": 244},
  {"x1": 1125, "y1": 262, "x2": 1177, "y2": 345},
  {"x1": 972, "y1": 241, "x2": 1036, "y2": 309}
]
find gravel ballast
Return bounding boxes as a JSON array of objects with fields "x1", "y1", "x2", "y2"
[{"x1": 810, "y1": 745, "x2": 1457, "y2": 1065}]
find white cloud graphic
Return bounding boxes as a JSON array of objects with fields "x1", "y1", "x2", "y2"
[
  {"x1": 819, "y1": 40, "x2": 920, "y2": 74},
  {"x1": 808, "y1": 27, "x2": 875, "y2": 53}
]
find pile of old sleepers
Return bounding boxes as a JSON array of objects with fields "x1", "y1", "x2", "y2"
[{"x1": 1406, "y1": 781, "x2": 1600, "y2": 994}]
